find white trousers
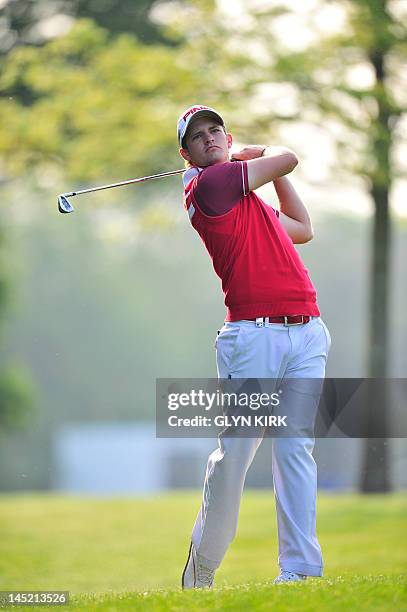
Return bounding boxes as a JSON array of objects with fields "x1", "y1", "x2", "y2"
[{"x1": 191, "y1": 316, "x2": 331, "y2": 576}]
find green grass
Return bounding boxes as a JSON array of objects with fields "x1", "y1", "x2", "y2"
[{"x1": 0, "y1": 492, "x2": 406, "y2": 610}]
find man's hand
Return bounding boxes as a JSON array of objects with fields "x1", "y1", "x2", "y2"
[
  {"x1": 231, "y1": 145, "x2": 266, "y2": 161},
  {"x1": 244, "y1": 146, "x2": 298, "y2": 191}
]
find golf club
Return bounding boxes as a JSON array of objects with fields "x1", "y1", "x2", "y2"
[{"x1": 57, "y1": 168, "x2": 185, "y2": 214}]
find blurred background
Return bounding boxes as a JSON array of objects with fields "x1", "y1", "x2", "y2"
[{"x1": 0, "y1": 0, "x2": 406, "y2": 496}]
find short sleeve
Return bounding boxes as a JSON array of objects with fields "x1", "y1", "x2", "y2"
[{"x1": 192, "y1": 161, "x2": 248, "y2": 216}]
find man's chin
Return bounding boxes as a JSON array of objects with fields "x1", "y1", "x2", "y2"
[{"x1": 202, "y1": 152, "x2": 228, "y2": 166}]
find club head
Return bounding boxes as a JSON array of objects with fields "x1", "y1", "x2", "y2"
[{"x1": 58, "y1": 195, "x2": 74, "y2": 214}]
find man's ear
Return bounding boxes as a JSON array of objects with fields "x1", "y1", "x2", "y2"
[
  {"x1": 180, "y1": 147, "x2": 192, "y2": 163},
  {"x1": 227, "y1": 133, "x2": 233, "y2": 150}
]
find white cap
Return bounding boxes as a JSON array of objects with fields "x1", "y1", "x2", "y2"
[{"x1": 177, "y1": 105, "x2": 225, "y2": 146}]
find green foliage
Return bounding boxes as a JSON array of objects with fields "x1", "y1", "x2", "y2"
[
  {"x1": 0, "y1": 20, "x2": 202, "y2": 181},
  {"x1": 0, "y1": 366, "x2": 34, "y2": 430},
  {"x1": 72, "y1": 0, "x2": 173, "y2": 45},
  {"x1": 3, "y1": 3, "x2": 402, "y2": 187},
  {"x1": 0, "y1": 225, "x2": 9, "y2": 320},
  {"x1": 164, "y1": 0, "x2": 406, "y2": 185},
  {"x1": 0, "y1": 0, "x2": 172, "y2": 56},
  {"x1": 0, "y1": 210, "x2": 34, "y2": 432},
  {"x1": 1, "y1": 2, "x2": 405, "y2": 185}
]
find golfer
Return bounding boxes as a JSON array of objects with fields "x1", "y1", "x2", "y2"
[{"x1": 177, "y1": 105, "x2": 331, "y2": 588}]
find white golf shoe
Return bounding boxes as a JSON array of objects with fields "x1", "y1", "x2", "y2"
[
  {"x1": 181, "y1": 542, "x2": 216, "y2": 589},
  {"x1": 274, "y1": 570, "x2": 307, "y2": 584}
]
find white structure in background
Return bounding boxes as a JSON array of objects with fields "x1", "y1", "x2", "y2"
[
  {"x1": 52, "y1": 422, "x2": 215, "y2": 494},
  {"x1": 52, "y1": 423, "x2": 407, "y2": 494}
]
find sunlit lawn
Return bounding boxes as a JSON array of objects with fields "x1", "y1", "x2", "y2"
[{"x1": 0, "y1": 492, "x2": 406, "y2": 610}]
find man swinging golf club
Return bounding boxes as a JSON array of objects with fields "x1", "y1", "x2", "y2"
[{"x1": 177, "y1": 105, "x2": 331, "y2": 588}]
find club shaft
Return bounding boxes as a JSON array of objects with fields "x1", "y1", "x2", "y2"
[{"x1": 63, "y1": 169, "x2": 185, "y2": 198}]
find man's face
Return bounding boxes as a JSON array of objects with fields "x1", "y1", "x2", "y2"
[{"x1": 180, "y1": 117, "x2": 232, "y2": 167}]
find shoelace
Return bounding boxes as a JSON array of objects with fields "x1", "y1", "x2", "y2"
[{"x1": 197, "y1": 563, "x2": 215, "y2": 586}]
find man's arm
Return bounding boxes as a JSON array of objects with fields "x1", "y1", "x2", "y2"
[
  {"x1": 231, "y1": 145, "x2": 298, "y2": 190},
  {"x1": 273, "y1": 176, "x2": 313, "y2": 244},
  {"x1": 231, "y1": 145, "x2": 313, "y2": 244}
]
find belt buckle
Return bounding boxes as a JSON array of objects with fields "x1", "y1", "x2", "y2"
[
  {"x1": 255, "y1": 317, "x2": 264, "y2": 327},
  {"x1": 283, "y1": 315, "x2": 304, "y2": 327}
]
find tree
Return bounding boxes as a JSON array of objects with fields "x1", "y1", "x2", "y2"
[
  {"x1": 0, "y1": 19, "x2": 202, "y2": 182},
  {"x1": 0, "y1": 220, "x2": 33, "y2": 430},
  {"x1": 0, "y1": 0, "x2": 172, "y2": 56},
  {"x1": 0, "y1": 367, "x2": 33, "y2": 430},
  {"x1": 154, "y1": 0, "x2": 406, "y2": 491},
  {"x1": 0, "y1": 16, "x2": 200, "y2": 429},
  {"x1": 262, "y1": 0, "x2": 406, "y2": 492},
  {"x1": 1, "y1": 2, "x2": 405, "y2": 483}
]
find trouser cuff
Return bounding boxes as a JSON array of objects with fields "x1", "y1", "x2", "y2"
[
  {"x1": 192, "y1": 542, "x2": 221, "y2": 570},
  {"x1": 280, "y1": 562, "x2": 323, "y2": 577}
]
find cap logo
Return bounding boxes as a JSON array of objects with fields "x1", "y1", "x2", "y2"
[{"x1": 182, "y1": 105, "x2": 211, "y2": 122}]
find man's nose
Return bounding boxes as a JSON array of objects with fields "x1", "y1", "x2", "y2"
[{"x1": 205, "y1": 132, "x2": 215, "y2": 143}]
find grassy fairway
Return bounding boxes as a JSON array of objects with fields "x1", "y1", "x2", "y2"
[{"x1": 0, "y1": 492, "x2": 406, "y2": 610}]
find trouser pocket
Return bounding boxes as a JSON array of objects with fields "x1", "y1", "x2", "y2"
[
  {"x1": 215, "y1": 324, "x2": 245, "y2": 375},
  {"x1": 318, "y1": 319, "x2": 332, "y2": 352}
]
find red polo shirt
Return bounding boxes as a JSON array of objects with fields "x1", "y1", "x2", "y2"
[{"x1": 183, "y1": 161, "x2": 320, "y2": 321}]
